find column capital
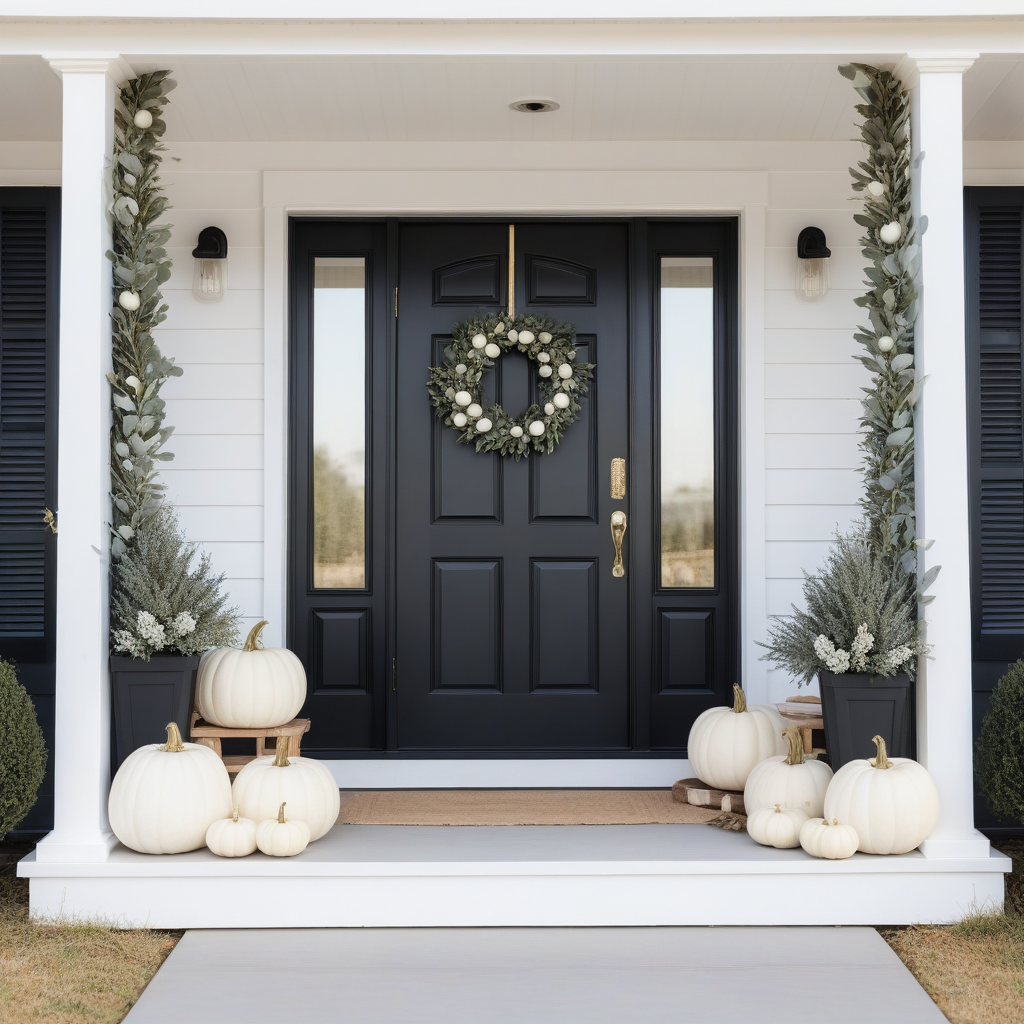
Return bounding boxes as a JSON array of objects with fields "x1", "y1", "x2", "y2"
[
  {"x1": 44, "y1": 54, "x2": 136, "y2": 85},
  {"x1": 897, "y1": 52, "x2": 978, "y2": 78}
]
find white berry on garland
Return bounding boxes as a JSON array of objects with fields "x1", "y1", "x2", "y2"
[{"x1": 426, "y1": 312, "x2": 594, "y2": 458}]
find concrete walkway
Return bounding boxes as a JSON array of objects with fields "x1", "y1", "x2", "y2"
[{"x1": 124, "y1": 926, "x2": 946, "y2": 1023}]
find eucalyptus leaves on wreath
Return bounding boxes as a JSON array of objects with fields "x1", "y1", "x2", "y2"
[
  {"x1": 106, "y1": 70, "x2": 180, "y2": 559},
  {"x1": 840, "y1": 63, "x2": 935, "y2": 595},
  {"x1": 427, "y1": 313, "x2": 594, "y2": 458}
]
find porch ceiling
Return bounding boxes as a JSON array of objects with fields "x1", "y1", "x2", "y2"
[{"x1": 3, "y1": 54, "x2": 1023, "y2": 143}]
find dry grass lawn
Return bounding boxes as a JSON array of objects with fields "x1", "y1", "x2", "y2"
[
  {"x1": 880, "y1": 838, "x2": 1024, "y2": 1024},
  {"x1": 0, "y1": 867, "x2": 180, "y2": 1024}
]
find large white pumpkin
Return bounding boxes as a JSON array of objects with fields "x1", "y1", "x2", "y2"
[
  {"x1": 744, "y1": 726, "x2": 833, "y2": 817},
  {"x1": 196, "y1": 620, "x2": 307, "y2": 729},
  {"x1": 687, "y1": 684, "x2": 788, "y2": 792},
  {"x1": 823, "y1": 735, "x2": 940, "y2": 855},
  {"x1": 232, "y1": 738, "x2": 340, "y2": 842},
  {"x1": 109, "y1": 722, "x2": 232, "y2": 854}
]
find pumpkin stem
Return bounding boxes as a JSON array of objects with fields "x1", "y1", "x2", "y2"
[
  {"x1": 869, "y1": 734, "x2": 892, "y2": 770},
  {"x1": 159, "y1": 722, "x2": 185, "y2": 753},
  {"x1": 272, "y1": 734, "x2": 291, "y2": 768},
  {"x1": 783, "y1": 726, "x2": 806, "y2": 765},
  {"x1": 731, "y1": 683, "x2": 746, "y2": 714},
  {"x1": 278, "y1": 801, "x2": 287, "y2": 824},
  {"x1": 232, "y1": 808, "x2": 239, "y2": 823},
  {"x1": 243, "y1": 619, "x2": 270, "y2": 652},
  {"x1": 774, "y1": 804, "x2": 782, "y2": 813}
]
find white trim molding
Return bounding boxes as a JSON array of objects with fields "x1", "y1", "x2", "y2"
[{"x1": 261, "y1": 167, "x2": 768, "y2": 785}]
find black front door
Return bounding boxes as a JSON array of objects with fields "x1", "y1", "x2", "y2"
[
  {"x1": 395, "y1": 222, "x2": 630, "y2": 751},
  {"x1": 288, "y1": 217, "x2": 738, "y2": 758}
]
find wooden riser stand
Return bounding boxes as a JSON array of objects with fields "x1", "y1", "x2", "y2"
[{"x1": 190, "y1": 712, "x2": 311, "y2": 775}]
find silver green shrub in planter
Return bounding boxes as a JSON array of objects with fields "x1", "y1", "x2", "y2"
[
  {"x1": 111, "y1": 506, "x2": 241, "y2": 661},
  {"x1": 977, "y1": 660, "x2": 1024, "y2": 824},
  {"x1": 759, "y1": 525, "x2": 926, "y2": 686},
  {"x1": 0, "y1": 658, "x2": 48, "y2": 839}
]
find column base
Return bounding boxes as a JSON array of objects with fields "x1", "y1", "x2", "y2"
[
  {"x1": 920, "y1": 830, "x2": 992, "y2": 860},
  {"x1": 34, "y1": 830, "x2": 119, "y2": 864}
]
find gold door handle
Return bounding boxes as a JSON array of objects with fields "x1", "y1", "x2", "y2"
[{"x1": 610, "y1": 510, "x2": 627, "y2": 578}]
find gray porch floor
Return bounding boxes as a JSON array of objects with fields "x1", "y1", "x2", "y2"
[{"x1": 123, "y1": 926, "x2": 945, "y2": 1023}]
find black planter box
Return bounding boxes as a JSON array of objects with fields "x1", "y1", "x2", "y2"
[
  {"x1": 818, "y1": 670, "x2": 914, "y2": 772},
  {"x1": 110, "y1": 654, "x2": 201, "y2": 768}
]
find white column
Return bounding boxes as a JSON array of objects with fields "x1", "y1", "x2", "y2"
[
  {"x1": 34, "y1": 56, "x2": 122, "y2": 863},
  {"x1": 905, "y1": 53, "x2": 989, "y2": 860}
]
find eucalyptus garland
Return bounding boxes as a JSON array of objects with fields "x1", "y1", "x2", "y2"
[
  {"x1": 427, "y1": 313, "x2": 594, "y2": 458},
  {"x1": 840, "y1": 63, "x2": 933, "y2": 591},
  {"x1": 106, "y1": 71, "x2": 179, "y2": 559}
]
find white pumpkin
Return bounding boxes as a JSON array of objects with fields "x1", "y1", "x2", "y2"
[
  {"x1": 746, "y1": 804, "x2": 809, "y2": 849},
  {"x1": 196, "y1": 620, "x2": 307, "y2": 729},
  {"x1": 688, "y1": 684, "x2": 788, "y2": 792},
  {"x1": 256, "y1": 802, "x2": 310, "y2": 857},
  {"x1": 232, "y1": 737, "x2": 340, "y2": 841},
  {"x1": 108, "y1": 722, "x2": 232, "y2": 855},
  {"x1": 744, "y1": 726, "x2": 833, "y2": 818},
  {"x1": 205, "y1": 808, "x2": 257, "y2": 858},
  {"x1": 823, "y1": 735, "x2": 940, "y2": 855},
  {"x1": 799, "y1": 817, "x2": 859, "y2": 860}
]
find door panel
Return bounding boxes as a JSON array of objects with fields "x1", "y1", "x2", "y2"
[{"x1": 396, "y1": 221, "x2": 629, "y2": 751}]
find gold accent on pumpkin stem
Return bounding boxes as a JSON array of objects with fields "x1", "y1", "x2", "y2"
[
  {"x1": 783, "y1": 726, "x2": 805, "y2": 765},
  {"x1": 160, "y1": 722, "x2": 185, "y2": 752},
  {"x1": 731, "y1": 683, "x2": 746, "y2": 714},
  {"x1": 273, "y1": 735, "x2": 291, "y2": 768},
  {"x1": 869, "y1": 734, "x2": 892, "y2": 769},
  {"x1": 277, "y1": 802, "x2": 287, "y2": 824},
  {"x1": 243, "y1": 620, "x2": 270, "y2": 652}
]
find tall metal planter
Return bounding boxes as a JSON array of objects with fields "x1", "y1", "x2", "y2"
[
  {"x1": 110, "y1": 654, "x2": 201, "y2": 767},
  {"x1": 818, "y1": 670, "x2": 913, "y2": 772}
]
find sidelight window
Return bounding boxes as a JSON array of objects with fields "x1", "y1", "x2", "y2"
[
  {"x1": 312, "y1": 256, "x2": 366, "y2": 589},
  {"x1": 659, "y1": 256, "x2": 715, "y2": 588}
]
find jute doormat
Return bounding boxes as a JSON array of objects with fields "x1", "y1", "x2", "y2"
[{"x1": 336, "y1": 789, "x2": 721, "y2": 826}]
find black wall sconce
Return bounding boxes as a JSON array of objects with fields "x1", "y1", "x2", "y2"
[
  {"x1": 796, "y1": 226, "x2": 831, "y2": 301},
  {"x1": 192, "y1": 226, "x2": 228, "y2": 302}
]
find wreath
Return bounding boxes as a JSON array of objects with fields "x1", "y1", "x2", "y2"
[{"x1": 427, "y1": 312, "x2": 594, "y2": 458}]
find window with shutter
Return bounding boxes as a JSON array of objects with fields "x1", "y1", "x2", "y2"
[
  {"x1": 966, "y1": 189, "x2": 1024, "y2": 664},
  {"x1": 0, "y1": 187, "x2": 59, "y2": 835}
]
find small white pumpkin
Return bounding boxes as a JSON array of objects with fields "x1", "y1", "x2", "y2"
[
  {"x1": 256, "y1": 802, "x2": 310, "y2": 857},
  {"x1": 744, "y1": 726, "x2": 833, "y2": 818},
  {"x1": 232, "y1": 736, "x2": 340, "y2": 841},
  {"x1": 687, "y1": 684, "x2": 788, "y2": 792},
  {"x1": 205, "y1": 808, "x2": 258, "y2": 858},
  {"x1": 108, "y1": 722, "x2": 232, "y2": 855},
  {"x1": 196, "y1": 620, "x2": 307, "y2": 729},
  {"x1": 823, "y1": 735, "x2": 940, "y2": 855},
  {"x1": 799, "y1": 817, "x2": 860, "y2": 860},
  {"x1": 746, "y1": 803, "x2": 809, "y2": 849}
]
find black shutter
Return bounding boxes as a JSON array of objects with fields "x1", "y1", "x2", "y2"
[
  {"x1": 966, "y1": 187, "x2": 1024, "y2": 832},
  {"x1": 967, "y1": 192, "x2": 1024, "y2": 662},
  {"x1": 0, "y1": 188, "x2": 60, "y2": 835}
]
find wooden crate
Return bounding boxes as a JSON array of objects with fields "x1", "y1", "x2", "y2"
[
  {"x1": 190, "y1": 713, "x2": 311, "y2": 775},
  {"x1": 671, "y1": 778, "x2": 745, "y2": 816}
]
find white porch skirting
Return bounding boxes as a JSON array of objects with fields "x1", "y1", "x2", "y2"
[{"x1": 20, "y1": 824, "x2": 1009, "y2": 929}]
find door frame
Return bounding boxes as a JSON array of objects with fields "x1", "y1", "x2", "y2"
[{"x1": 267, "y1": 169, "x2": 767, "y2": 784}]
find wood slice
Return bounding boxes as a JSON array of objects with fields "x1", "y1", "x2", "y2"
[{"x1": 671, "y1": 778, "x2": 745, "y2": 816}]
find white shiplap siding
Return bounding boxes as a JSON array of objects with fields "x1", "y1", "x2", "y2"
[{"x1": 158, "y1": 170, "x2": 265, "y2": 637}]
